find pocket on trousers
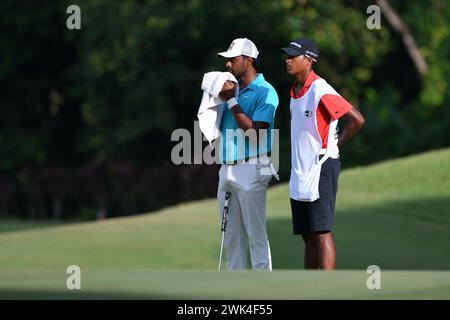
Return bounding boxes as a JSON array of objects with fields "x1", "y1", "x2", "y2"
[{"x1": 255, "y1": 163, "x2": 273, "y2": 184}]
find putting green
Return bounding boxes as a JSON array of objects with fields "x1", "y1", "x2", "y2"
[
  {"x1": 0, "y1": 269, "x2": 449, "y2": 299},
  {"x1": 0, "y1": 148, "x2": 449, "y2": 299}
]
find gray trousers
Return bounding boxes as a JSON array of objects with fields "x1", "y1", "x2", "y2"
[{"x1": 217, "y1": 161, "x2": 273, "y2": 271}]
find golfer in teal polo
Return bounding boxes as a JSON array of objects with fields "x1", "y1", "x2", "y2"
[{"x1": 216, "y1": 38, "x2": 279, "y2": 271}]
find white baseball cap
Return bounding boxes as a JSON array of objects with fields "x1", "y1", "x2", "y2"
[{"x1": 217, "y1": 38, "x2": 259, "y2": 59}]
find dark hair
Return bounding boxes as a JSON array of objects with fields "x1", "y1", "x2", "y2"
[
  {"x1": 252, "y1": 58, "x2": 261, "y2": 72},
  {"x1": 243, "y1": 56, "x2": 261, "y2": 72}
]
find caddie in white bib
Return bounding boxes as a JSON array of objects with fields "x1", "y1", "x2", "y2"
[{"x1": 289, "y1": 78, "x2": 340, "y2": 202}]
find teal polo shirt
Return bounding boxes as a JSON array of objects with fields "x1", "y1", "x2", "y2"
[{"x1": 219, "y1": 73, "x2": 279, "y2": 164}]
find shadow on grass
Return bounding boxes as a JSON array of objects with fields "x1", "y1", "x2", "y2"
[
  {"x1": 0, "y1": 220, "x2": 64, "y2": 234},
  {"x1": 268, "y1": 197, "x2": 450, "y2": 270},
  {"x1": 0, "y1": 289, "x2": 182, "y2": 300}
]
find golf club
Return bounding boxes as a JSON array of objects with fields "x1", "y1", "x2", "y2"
[{"x1": 218, "y1": 191, "x2": 231, "y2": 271}]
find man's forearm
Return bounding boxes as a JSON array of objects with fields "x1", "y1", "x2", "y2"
[
  {"x1": 337, "y1": 122, "x2": 359, "y2": 147},
  {"x1": 229, "y1": 105, "x2": 270, "y2": 143},
  {"x1": 338, "y1": 119, "x2": 364, "y2": 147},
  {"x1": 337, "y1": 108, "x2": 365, "y2": 147},
  {"x1": 229, "y1": 105, "x2": 254, "y2": 131}
]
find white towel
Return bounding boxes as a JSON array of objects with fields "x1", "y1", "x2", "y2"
[{"x1": 197, "y1": 71, "x2": 239, "y2": 145}]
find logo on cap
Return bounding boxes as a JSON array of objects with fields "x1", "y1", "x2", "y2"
[{"x1": 305, "y1": 50, "x2": 318, "y2": 58}]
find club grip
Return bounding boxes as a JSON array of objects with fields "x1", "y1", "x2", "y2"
[{"x1": 221, "y1": 192, "x2": 231, "y2": 232}]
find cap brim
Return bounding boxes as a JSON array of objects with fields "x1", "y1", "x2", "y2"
[
  {"x1": 280, "y1": 46, "x2": 301, "y2": 56},
  {"x1": 217, "y1": 51, "x2": 240, "y2": 58}
]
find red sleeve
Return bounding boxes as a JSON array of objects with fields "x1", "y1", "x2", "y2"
[{"x1": 320, "y1": 94, "x2": 353, "y2": 120}]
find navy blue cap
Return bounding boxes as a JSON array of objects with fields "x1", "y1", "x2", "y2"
[{"x1": 281, "y1": 37, "x2": 319, "y2": 61}]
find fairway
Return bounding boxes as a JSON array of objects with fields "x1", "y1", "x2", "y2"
[
  {"x1": 0, "y1": 149, "x2": 449, "y2": 299},
  {"x1": 0, "y1": 270, "x2": 449, "y2": 299}
]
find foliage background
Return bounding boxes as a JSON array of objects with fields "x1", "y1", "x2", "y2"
[{"x1": 0, "y1": 0, "x2": 448, "y2": 220}]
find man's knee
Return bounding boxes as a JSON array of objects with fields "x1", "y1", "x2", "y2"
[
  {"x1": 301, "y1": 233, "x2": 318, "y2": 247},
  {"x1": 316, "y1": 231, "x2": 333, "y2": 245}
]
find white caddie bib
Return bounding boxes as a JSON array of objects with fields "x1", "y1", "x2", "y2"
[{"x1": 289, "y1": 78, "x2": 340, "y2": 202}]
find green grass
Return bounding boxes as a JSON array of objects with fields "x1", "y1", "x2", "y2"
[
  {"x1": 0, "y1": 148, "x2": 449, "y2": 299},
  {"x1": 0, "y1": 219, "x2": 62, "y2": 234},
  {"x1": 0, "y1": 270, "x2": 449, "y2": 299}
]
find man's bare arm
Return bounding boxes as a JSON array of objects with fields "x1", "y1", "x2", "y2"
[
  {"x1": 219, "y1": 81, "x2": 270, "y2": 142},
  {"x1": 337, "y1": 108, "x2": 365, "y2": 147}
]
